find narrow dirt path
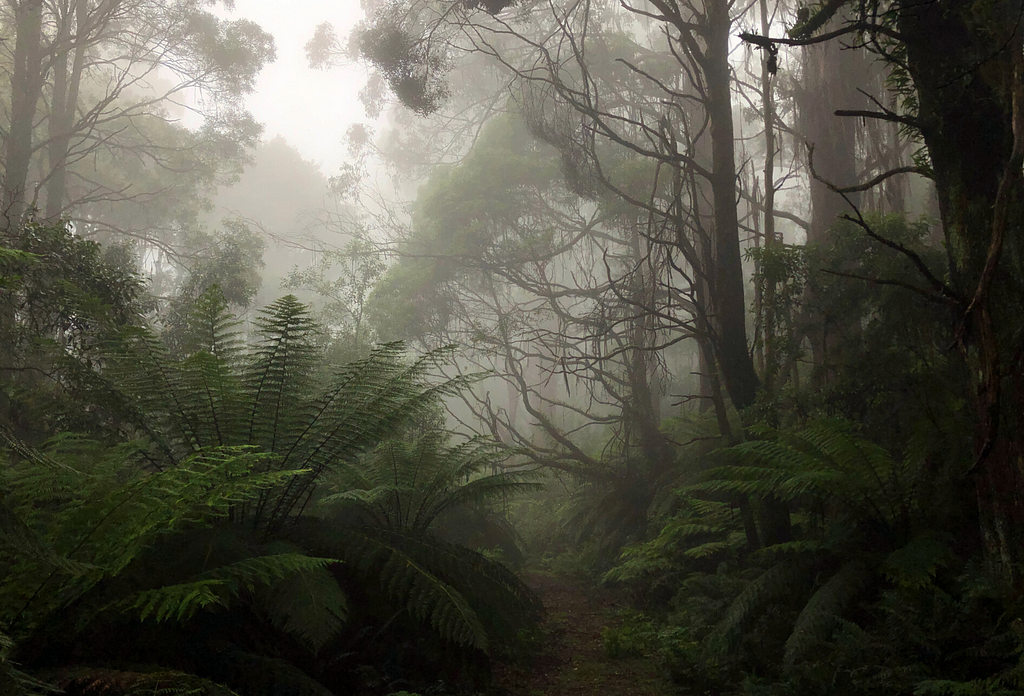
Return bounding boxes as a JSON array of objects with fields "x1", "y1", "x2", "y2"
[{"x1": 492, "y1": 571, "x2": 675, "y2": 696}]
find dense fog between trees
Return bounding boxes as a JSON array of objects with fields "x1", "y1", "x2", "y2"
[{"x1": 2, "y1": 0, "x2": 1024, "y2": 694}]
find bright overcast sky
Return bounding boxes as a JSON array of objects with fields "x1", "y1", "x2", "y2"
[{"x1": 226, "y1": 0, "x2": 370, "y2": 175}]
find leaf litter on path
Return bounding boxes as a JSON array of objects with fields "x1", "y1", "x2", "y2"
[{"x1": 492, "y1": 571, "x2": 675, "y2": 696}]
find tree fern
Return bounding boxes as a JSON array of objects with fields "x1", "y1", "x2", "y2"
[
  {"x1": 697, "y1": 418, "x2": 916, "y2": 544},
  {"x1": 107, "y1": 294, "x2": 475, "y2": 534},
  {"x1": 7, "y1": 294, "x2": 541, "y2": 691},
  {"x1": 321, "y1": 432, "x2": 539, "y2": 531}
]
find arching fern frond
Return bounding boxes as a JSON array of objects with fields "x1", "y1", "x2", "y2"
[
  {"x1": 708, "y1": 560, "x2": 811, "y2": 653},
  {"x1": 321, "y1": 433, "x2": 540, "y2": 531},
  {"x1": 287, "y1": 519, "x2": 542, "y2": 653},
  {"x1": 784, "y1": 559, "x2": 872, "y2": 666},
  {"x1": 259, "y1": 561, "x2": 349, "y2": 652},
  {"x1": 697, "y1": 418, "x2": 914, "y2": 540},
  {"x1": 116, "y1": 553, "x2": 339, "y2": 623}
]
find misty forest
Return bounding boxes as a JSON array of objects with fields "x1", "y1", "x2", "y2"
[{"x1": 2, "y1": 0, "x2": 1024, "y2": 694}]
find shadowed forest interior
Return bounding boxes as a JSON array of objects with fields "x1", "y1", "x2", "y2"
[{"x1": 2, "y1": 0, "x2": 1024, "y2": 694}]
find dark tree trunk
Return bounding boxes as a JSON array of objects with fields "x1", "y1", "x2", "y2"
[
  {"x1": 705, "y1": 0, "x2": 760, "y2": 412},
  {"x1": 4, "y1": 0, "x2": 46, "y2": 228},
  {"x1": 704, "y1": 0, "x2": 791, "y2": 547},
  {"x1": 798, "y1": 25, "x2": 866, "y2": 386},
  {"x1": 899, "y1": 0, "x2": 1024, "y2": 586}
]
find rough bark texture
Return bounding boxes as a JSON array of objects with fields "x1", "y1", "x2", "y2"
[{"x1": 899, "y1": 0, "x2": 1024, "y2": 585}]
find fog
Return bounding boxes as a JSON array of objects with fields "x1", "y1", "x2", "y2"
[{"x1": 2, "y1": 0, "x2": 1021, "y2": 694}]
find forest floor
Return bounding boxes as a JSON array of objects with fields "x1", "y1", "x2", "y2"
[{"x1": 491, "y1": 571, "x2": 675, "y2": 696}]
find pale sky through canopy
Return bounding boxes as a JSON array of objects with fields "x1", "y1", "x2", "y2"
[{"x1": 226, "y1": 0, "x2": 370, "y2": 175}]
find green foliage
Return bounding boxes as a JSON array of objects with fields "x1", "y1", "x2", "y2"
[
  {"x1": 109, "y1": 288, "x2": 467, "y2": 533},
  {"x1": 696, "y1": 419, "x2": 917, "y2": 540},
  {"x1": 290, "y1": 520, "x2": 543, "y2": 654},
  {"x1": 321, "y1": 431, "x2": 539, "y2": 531},
  {"x1": 783, "y1": 560, "x2": 871, "y2": 666},
  {"x1": 284, "y1": 237, "x2": 386, "y2": 351},
  {"x1": 119, "y1": 553, "x2": 340, "y2": 624},
  {"x1": 0, "y1": 223, "x2": 148, "y2": 437},
  {"x1": 1, "y1": 282, "x2": 543, "y2": 693},
  {"x1": 0, "y1": 436, "x2": 305, "y2": 629},
  {"x1": 54, "y1": 667, "x2": 240, "y2": 696},
  {"x1": 602, "y1": 611, "x2": 658, "y2": 658},
  {"x1": 259, "y1": 561, "x2": 349, "y2": 652}
]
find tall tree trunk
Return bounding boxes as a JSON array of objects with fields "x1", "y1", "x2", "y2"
[
  {"x1": 797, "y1": 20, "x2": 866, "y2": 386},
  {"x1": 800, "y1": 33, "x2": 862, "y2": 245},
  {"x1": 704, "y1": 0, "x2": 790, "y2": 547},
  {"x1": 46, "y1": 0, "x2": 88, "y2": 221},
  {"x1": 758, "y1": 0, "x2": 780, "y2": 395},
  {"x1": 704, "y1": 0, "x2": 760, "y2": 412},
  {"x1": 899, "y1": 0, "x2": 1024, "y2": 586},
  {"x1": 4, "y1": 0, "x2": 46, "y2": 228}
]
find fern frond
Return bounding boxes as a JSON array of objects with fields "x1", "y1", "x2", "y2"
[
  {"x1": 288, "y1": 519, "x2": 542, "y2": 652},
  {"x1": 784, "y1": 560, "x2": 872, "y2": 666},
  {"x1": 322, "y1": 434, "x2": 540, "y2": 531},
  {"x1": 0, "y1": 630, "x2": 59, "y2": 695},
  {"x1": 683, "y1": 541, "x2": 736, "y2": 560},
  {"x1": 703, "y1": 419, "x2": 911, "y2": 534},
  {"x1": 117, "y1": 553, "x2": 339, "y2": 623},
  {"x1": 260, "y1": 562, "x2": 349, "y2": 651},
  {"x1": 53, "y1": 667, "x2": 238, "y2": 696},
  {"x1": 0, "y1": 496, "x2": 87, "y2": 575},
  {"x1": 244, "y1": 295, "x2": 321, "y2": 456},
  {"x1": 883, "y1": 536, "x2": 954, "y2": 589},
  {"x1": 708, "y1": 560, "x2": 810, "y2": 653},
  {"x1": 749, "y1": 540, "x2": 825, "y2": 564},
  {"x1": 914, "y1": 677, "x2": 1019, "y2": 695}
]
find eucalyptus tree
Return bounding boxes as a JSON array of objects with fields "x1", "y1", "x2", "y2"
[
  {"x1": 736, "y1": 0, "x2": 1024, "y2": 581},
  {"x1": 0, "y1": 0, "x2": 274, "y2": 246}
]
